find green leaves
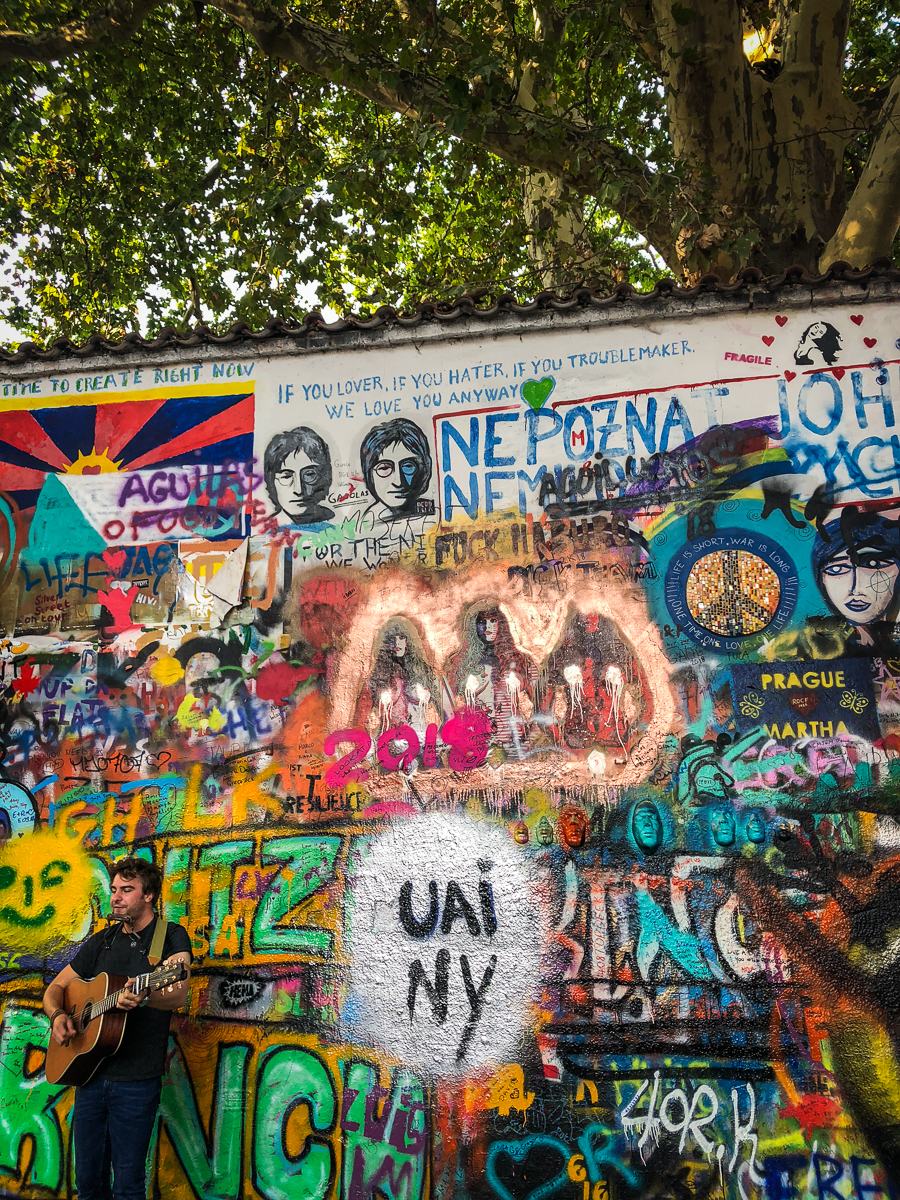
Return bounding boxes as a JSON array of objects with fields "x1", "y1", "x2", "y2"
[
  {"x1": 0, "y1": 0, "x2": 895, "y2": 344},
  {"x1": 670, "y1": 3, "x2": 698, "y2": 26},
  {"x1": 0, "y1": 0, "x2": 652, "y2": 340}
]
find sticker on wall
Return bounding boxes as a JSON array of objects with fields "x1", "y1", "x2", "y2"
[
  {"x1": 664, "y1": 528, "x2": 799, "y2": 651},
  {"x1": 731, "y1": 658, "x2": 880, "y2": 742}
]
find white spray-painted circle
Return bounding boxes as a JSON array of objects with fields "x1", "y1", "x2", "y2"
[{"x1": 344, "y1": 812, "x2": 544, "y2": 1077}]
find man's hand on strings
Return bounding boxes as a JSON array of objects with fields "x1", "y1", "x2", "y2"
[{"x1": 116, "y1": 978, "x2": 148, "y2": 1010}]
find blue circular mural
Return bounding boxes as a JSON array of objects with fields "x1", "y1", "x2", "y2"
[{"x1": 663, "y1": 527, "x2": 800, "y2": 651}]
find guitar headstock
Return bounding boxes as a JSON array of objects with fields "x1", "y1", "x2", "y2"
[
  {"x1": 150, "y1": 962, "x2": 188, "y2": 991},
  {"x1": 134, "y1": 962, "x2": 189, "y2": 994}
]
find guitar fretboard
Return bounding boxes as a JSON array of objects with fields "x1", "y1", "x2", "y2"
[
  {"x1": 87, "y1": 976, "x2": 149, "y2": 1022},
  {"x1": 76, "y1": 967, "x2": 182, "y2": 1029}
]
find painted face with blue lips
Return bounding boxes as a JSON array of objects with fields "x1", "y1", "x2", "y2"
[
  {"x1": 820, "y1": 545, "x2": 900, "y2": 625},
  {"x1": 370, "y1": 440, "x2": 425, "y2": 511}
]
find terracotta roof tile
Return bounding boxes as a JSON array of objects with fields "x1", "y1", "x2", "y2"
[{"x1": 2, "y1": 258, "x2": 898, "y2": 364}]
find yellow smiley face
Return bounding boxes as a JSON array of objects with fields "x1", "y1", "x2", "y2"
[{"x1": 0, "y1": 828, "x2": 94, "y2": 952}]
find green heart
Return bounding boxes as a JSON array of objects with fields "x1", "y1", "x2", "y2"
[{"x1": 521, "y1": 377, "x2": 555, "y2": 412}]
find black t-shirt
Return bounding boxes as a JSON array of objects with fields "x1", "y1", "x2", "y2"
[{"x1": 68, "y1": 916, "x2": 192, "y2": 1081}]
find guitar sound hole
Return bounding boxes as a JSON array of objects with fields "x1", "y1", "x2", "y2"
[{"x1": 80, "y1": 1002, "x2": 93, "y2": 1028}]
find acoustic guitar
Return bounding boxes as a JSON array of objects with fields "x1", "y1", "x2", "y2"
[{"x1": 45, "y1": 961, "x2": 188, "y2": 1086}]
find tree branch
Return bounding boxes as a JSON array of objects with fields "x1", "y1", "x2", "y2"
[
  {"x1": 649, "y1": 0, "x2": 750, "y2": 200},
  {"x1": 0, "y1": 0, "x2": 164, "y2": 64},
  {"x1": 781, "y1": 0, "x2": 859, "y2": 130},
  {"x1": 517, "y1": 0, "x2": 567, "y2": 118},
  {"x1": 821, "y1": 74, "x2": 900, "y2": 268},
  {"x1": 204, "y1": 0, "x2": 663, "y2": 236},
  {"x1": 392, "y1": 0, "x2": 430, "y2": 36},
  {"x1": 620, "y1": 0, "x2": 659, "y2": 67},
  {"x1": 521, "y1": 0, "x2": 565, "y2": 109},
  {"x1": 531, "y1": 0, "x2": 565, "y2": 52},
  {"x1": 782, "y1": 0, "x2": 852, "y2": 91}
]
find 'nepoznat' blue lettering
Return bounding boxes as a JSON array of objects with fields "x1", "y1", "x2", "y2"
[{"x1": 526, "y1": 409, "x2": 563, "y2": 465}]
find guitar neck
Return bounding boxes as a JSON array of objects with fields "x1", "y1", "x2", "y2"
[
  {"x1": 93, "y1": 971, "x2": 154, "y2": 1018},
  {"x1": 46, "y1": 961, "x2": 187, "y2": 1087}
]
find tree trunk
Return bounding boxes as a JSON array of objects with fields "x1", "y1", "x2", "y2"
[
  {"x1": 650, "y1": 0, "x2": 867, "y2": 281},
  {"x1": 522, "y1": 170, "x2": 590, "y2": 290}
]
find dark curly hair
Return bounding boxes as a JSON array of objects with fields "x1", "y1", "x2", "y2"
[{"x1": 110, "y1": 856, "x2": 163, "y2": 904}]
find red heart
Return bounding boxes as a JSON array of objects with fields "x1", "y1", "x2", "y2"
[
  {"x1": 762, "y1": 335, "x2": 774, "y2": 347},
  {"x1": 789, "y1": 692, "x2": 818, "y2": 715},
  {"x1": 865, "y1": 337, "x2": 877, "y2": 347},
  {"x1": 102, "y1": 549, "x2": 129, "y2": 573},
  {"x1": 850, "y1": 315, "x2": 864, "y2": 325},
  {"x1": 784, "y1": 370, "x2": 796, "y2": 381},
  {"x1": 833, "y1": 368, "x2": 845, "y2": 380},
  {"x1": 775, "y1": 316, "x2": 788, "y2": 327}
]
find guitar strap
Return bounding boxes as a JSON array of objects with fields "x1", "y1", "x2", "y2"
[{"x1": 147, "y1": 916, "x2": 169, "y2": 967}]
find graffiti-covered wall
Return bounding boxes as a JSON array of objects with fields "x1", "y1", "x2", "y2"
[{"x1": 3, "y1": 282, "x2": 900, "y2": 1199}]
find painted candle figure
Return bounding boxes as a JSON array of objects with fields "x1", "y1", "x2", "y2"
[
  {"x1": 358, "y1": 621, "x2": 441, "y2": 742},
  {"x1": 448, "y1": 608, "x2": 536, "y2": 754},
  {"x1": 545, "y1": 613, "x2": 642, "y2": 752}
]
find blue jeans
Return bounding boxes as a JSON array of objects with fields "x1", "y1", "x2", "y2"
[{"x1": 72, "y1": 1076, "x2": 161, "y2": 1200}]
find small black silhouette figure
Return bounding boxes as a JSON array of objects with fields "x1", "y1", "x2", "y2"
[{"x1": 794, "y1": 322, "x2": 842, "y2": 367}]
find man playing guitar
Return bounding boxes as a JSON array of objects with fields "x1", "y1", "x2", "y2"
[{"x1": 42, "y1": 857, "x2": 192, "y2": 1200}]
